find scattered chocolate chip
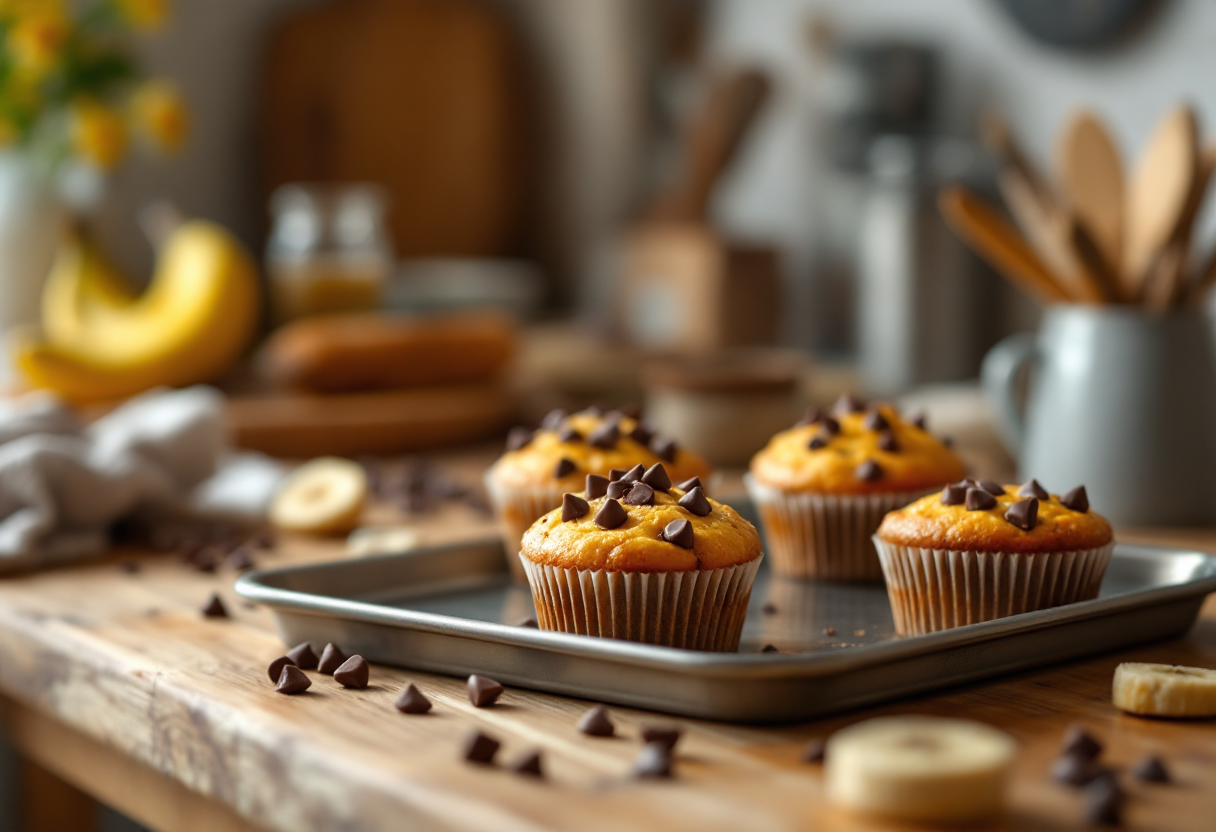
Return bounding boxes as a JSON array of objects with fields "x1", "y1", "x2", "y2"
[
  {"x1": 275, "y1": 665, "x2": 312, "y2": 695},
  {"x1": 201, "y1": 594, "x2": 227, "y2": 618},
  {"x1": 318, "y1": 643, "x2": 348, "y2": 675},
  {"x1": 541, "y1": 409, "x2": 567, "y2": 430},
  {"x1": 629, "y1": 423, "x2": 654, "y2": 446},
  {"x1": 119, "y1": 560, "x2": 141, "y2": 574},
  {"x1": 808, "y1": 435, "x2": 829, "y2": 450},
  {"x1": 464, "y1": 731, "x2": 501, "y2": 765},
  {"x1": 1006, "y1": 497, "x2": 1039, "y2": 530},
  {"x1": 1061, "y1": 726, "x2": 1103, "y2": 760},
  {"x1": 979, "y1": 480, "x2": 1005, "y2": 496},
  {"x1": 193, "y1": 547, "x2": 221, "y2": 573},
  {"x1": 585, "y1": 474, "x2": 609, "y2": 499},
  {"x1": 651, "y1": 436, "x2": 677, "y2": 462},
  {"x1": 761, "y1": 602, "x2": 778, "y2": 615},
  {"x1": 608, "y1": 468, "x2": 626, "y2": 482},
  {"x1": 675, "y1": 476, "x2": 702, "y2": 492},
  {"x1": 965, "y1": 487, "x2": 997, "y2": 511},
  {"x1": 395, "y1": 683, "x2": 432, "y2": 714},
  {"x1": 623, "y1": 482, "x2": 656, "y2": 506},
  {"x1": 1083, "y1": 776, "x2": 1123, "y2": 826},
  {"x1": 877, "y1": 432, "x2": 899, "y2": 452},
  {"x1": 641, "y1": 463, "x2": 672, "y2": 492},
  {"x1": 333, "y1": 655, "x2": 369, "y2": 689},
  {"x1": 761, "y1": 644, "x2": 779, "y2": 653},
  {"x1": 227, "y1": 547, "x2": 255, "y2": 572},
  {"x1": 662, "y1": 518, "x2": 694, "y2": 549},
  {"x1": 824, "y1": 627, "x2": 836, "y2": 636},
  {"x1": 554, "y1": 458, "x2": 578, "y2": 479},
  {"x1": 863, "y1": 410, "x2": 888, "y2": 431},
  {"x1": 606, "y1": 480, "x2": 631, "y2": 500},
  {"x1": 287, "y1": 642, "x2": 319, "y2": 670},
  {"x1": 833, "y1": 393, "x2": 865, "y2": 414},
  {"x1": 594, "y1": 498, "x2": 628, "y2": 530},
  {"x1": 801, "y1": 738, "x2": 826, "y2": 763},
  {"x1": 797, "y1": 407, "x2": 824, "y2": 426},
  {"x1": 267, "y1": 656, "x2": 295, "y2": 684},
  {"x1": 558, "y1": 425, "x2": 583, "y2": 443},
  {"x1": 588, "y1": 422, "x2": 620, "y2": 449},
  {"x1": 619, "y1": 403, "x2": 642, "y2": 419},
  {"x1": 634, "y1": 743, "x2": 674, "y2": 779},
  {"x1": 1132, "y1": 755, "x2": 1169, "y2": 783},
  {"x1": 506, "y1": 427, "x2": 533, "y2": 452},
  {"x1": 820, "y1": 416, "x2": 841, "y2": 435},
  {"x1": 941, "y1": 484, "x2": 967, "y2": 506},
  {"x1": 516, "y1": 616, "x2": 538, "y2": 628},
  {"x1": 1061, "y1": 485, "x2": 1090, "y2": 513},
  {"x1": 250, "y1": 530, "x2": 276, "y2": 550},
  {"x1": 1052, "y1": 754, "x2": 1107, "y2": 787},
  {"x1": 621, "y1": 464, "x2": 645, "y2": 483},
  {"x1": 577, "y1": 704, "x2": 616, "y2": 737},
  {"x1": 468, "y1": 674, "x2": 504, "y2": 707},
  {"x1": 678, "y1": 486, "x2": 711, "y2": 516},
  {"x1": 854, "y1": 459, "x2": 883, "y2": 482},
  {"x1": 641, "y1": 725, "x2": 683, "y2": 751},
  {"x1": 511, "y1": 751, "x2": 545, "y2": 778},
  {"x1": 562, "y1": 493, "x2": 590, "y2": 522},
  {"x1": 909, "y1": 412, "x2": 927, "y2": 430},
  {"x1": 1016, "y1": 479, "x2": 1048, "y2": 500}
]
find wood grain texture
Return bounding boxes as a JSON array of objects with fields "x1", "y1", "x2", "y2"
[{"x1": 0, "y1": 453, "x2": 1214, "y2": 832}]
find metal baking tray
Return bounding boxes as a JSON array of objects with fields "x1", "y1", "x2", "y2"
[{"x1": 236, "y1": 541, "x2": 1216, "y2": 723}]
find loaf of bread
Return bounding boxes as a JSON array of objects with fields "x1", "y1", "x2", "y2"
[{"x1": 263, "y1": 311, "x2": 516, "y2": 392}]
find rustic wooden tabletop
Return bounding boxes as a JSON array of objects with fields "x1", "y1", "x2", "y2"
[{"x1": 0, "y1": 447, "x2": 1214, "y2": 832}]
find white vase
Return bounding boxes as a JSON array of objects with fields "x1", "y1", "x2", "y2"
[{"x1": 0, "y1": 152, "x2": 64, "y2": 389}]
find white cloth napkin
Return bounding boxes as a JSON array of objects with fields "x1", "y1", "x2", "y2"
[{"x1": 0, "y1": 386, "x2": 284, "y2": 572}]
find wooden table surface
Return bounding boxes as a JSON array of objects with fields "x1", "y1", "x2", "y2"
[{"x1": 1, "y1": 448, "x2": 1215, "y2": 832}]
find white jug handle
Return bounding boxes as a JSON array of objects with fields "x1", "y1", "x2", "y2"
[{"x1": 981, "y1": 332, "x2": 1038, "y2": 454}]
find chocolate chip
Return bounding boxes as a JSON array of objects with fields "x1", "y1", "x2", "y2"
[
  {"x1": 193, "y1": 547, "x2": 221, "y2": 573},
  {"x1": 854, "y1": 459, "x2": 883, "y2": 482},
  {"x1": 965, "y1": 487, "x2": 997, "y2": 511},
  {"x1": 561, "y1": 493, "x2": 590, "y2": 522},
  {"x1": 1132, "y1": 755, "x2": 1169, "y2": 783},
  {"x1": 585, "y1": 474, "x2": 609, "y2": 499},
  {"x1": 1006, "y1": 497, "x2": 1039, "y2": 530},
  {"x1": 267, "y1": 655, "x2": 295, "y2": 683},
  {"x1": 318, "y1": 643, "x2": 347, "y2": 675},
  {"x1": 820, "y1": 416, "x2": 840, "y2": 435},
  {"x1": 941, "y1": 484, "x2": 967, "y2": 506},
  {"x1": 641, "y1": 463, "x2": 672, "y2": 492},
  {"x1": 808, "y1": 435, "x2": 829, "y2": 450},
  {"x1": 675, "y1": 476, "x2": 702, "y2": 492},
  {"x1": 1018, "y1": 479, "x2": 1049, "y2": 499},
  {"x1": 801, "y1": 738, "x2": 826, "y2": 763},
  {"x1": 650, "y1": 436, "x2": 677, "y2": 462},
  {"x1": 516, "y1": 616, "x2": 538, "y2": 628},
  {"x1": 1052, "y1": 754, "x2": 1108, "y2": 786},
  {"x1": 333, "y1": 655, "x2": 369, "y2": 688},
  {"x1": 761, "y1": 602, "x2": 778, "y2": 615},
  {"x1": 227, "y1": 547, "x2": 255, "y2": 572},
  {"x1": 909, "y1": 412, "x2": 927, "y2": 430},
  {"x1": 662, "y1": 518, "x2": 694, "y2": 548},
  {"x1": 275, "y1": 665, "x2": 312, "y2": 695},
  {"x1": 577, "y1": 704, "x2": 616, "y2": 737},
  {"x1": 761, "y1": 644, "x2": 779, "y2": 653},
  {"x1": 287, "y1": 642, "x2": 319, "y2": 670},
  {"x1": 201, "y1": 593, "x2": 227, "y2": 618},
  {"x1": 468, "y1": 674, "x2": 504, "y2": 707},
  {"x1": 641, "y1": 725, "x2": 683, "y2": 751},
  {"x1": 621, "y1": 463, "x2": 645, "y2": 483},
  {"x1": 506, "y1": 427, "x2": 533, "y2": 452},
  {"x1": 634, "y1": 743, "x2": 674, "y2": 779},
  {"x1": 395, "y1": 683, "x2": 432, "y2": 714},
  {"x1": 1061, "y1": 725, "x2": 1103, "y2": 760},
  {"x1": 541, "y1": 409, "x2": 567, "y2": 430},
  {"x1": 511, "y1": 751, "x2": 545, "y2": 778},
  {"x1": 629, "y1": 423, "x2": 654, "y2": 446},
  {"x1": 606, "y1": 480, "x2": 631, "y2": 500},
  {"x1": 862, "y1": 410, "x2": 888, "y2": 431},
  {"x1": 1083, "y1": 776, "x2": 1123, "y2": 826},
  {"x1": 608, "y1": 468, "x2": 626, "y2": 482},
  {"x1": 678, "y1": 486, "x2": 711, "y2": 517},
  {"x1": 796, "y1": 407, "x2": 823, "y2": 426},
  {"x1": 623, "y1": 482, "x2": 656, "y2": 506},
  {"x1": 588, "y1": 422, "x2": 620, "y2": 449},
  {"x1": 979, "y1": 480, "x2": 1005, "y2": 496},
  {"x1": 554, "y1": 458, "x2": 578, "y2": 479},
  {"x1": 833, "y1": 393, "x2": 864, "y2": 414},
  {"x1": 1061, "y1": 485, "x2": 1089, "y2": 513},
  {"x1": 877, "y1": 431, "x2": 899, "y2": 452},
  {"x1": 594, "y1": 498, "x2": 628, "y2": 530},
  {"x1": 463, "y1": 731, "x2": 500, "y2": 765},
  {"x1": 558, "y1": 425, "x2": 583, "y2": 443}
]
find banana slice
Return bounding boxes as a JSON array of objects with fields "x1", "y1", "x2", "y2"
[
  {"x1": 826, "y1": 716, "x2": 1016, "y2": 824},
  {"x1": 270, "y1": 457, "x2": 368, "y2": 535},
  {"x1": 1112, "y1": 662, "x2": 1216, "y2": 718}
]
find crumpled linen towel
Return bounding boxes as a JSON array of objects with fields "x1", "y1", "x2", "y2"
[{"x1": 0, "y1": 386, "x2": 284, "y2": 572}]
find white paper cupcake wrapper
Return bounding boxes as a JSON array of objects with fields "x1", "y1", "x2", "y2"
[
  {"x1": 744, "y1": 474, "x2": 934, "y2": 581},
  {"x1": 520, "y1": 555, "x2": 762, "y2": 651},
  {"x1": 873, "y1": 537, "x2": 1116, "y2": 636},
  {"x1": 483, "y1": 471, "x2": 567, "y2": 582}
]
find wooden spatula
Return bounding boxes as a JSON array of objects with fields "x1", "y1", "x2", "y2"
[{"x1": 1057, "y1": 109, "x2": 1124, "y2": 277}]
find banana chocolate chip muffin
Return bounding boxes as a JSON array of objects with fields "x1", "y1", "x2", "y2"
[
  {"x1": 745, "y1": 396, "x2": 964, "y2": 581},
  {"x1": 486, "y1": 407, "x2": 711, "y2": 581},
  {"x1": 875, "y1": 479, "x2": 1114, "y2": 635},
  {"x1": 520, "y1": 463, "x2": 761, "y2": 651}
]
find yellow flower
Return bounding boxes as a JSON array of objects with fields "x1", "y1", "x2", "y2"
[
  {"x1": 72, "y1": 100, "x2": 128, "y2": 170},
  {"x1": 112, "y1": 0, "x2": 167, "y2": 31},
  {"x1": 130, "y1": 81, "x2": 188, "y2": 151},
  {"x1": 7, "y1": 7, "x2": 68, "y2": 78}
]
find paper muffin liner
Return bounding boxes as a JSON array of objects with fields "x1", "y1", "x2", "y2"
[
  {"x1": 744, "y1": 474, "x2": 934, "y2": 582},
  {"x1": 873, "y1": 537, "x2": 1115, "y2": 636},
  {"x1": 520, "y1": 555, "x2": 762, "y2": 651},
  {"x1": 483, "y1": 471, "x2": 566, "y2": 582}
]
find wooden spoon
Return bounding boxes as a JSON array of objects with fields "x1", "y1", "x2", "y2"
[{"x1": 1057, "y1": 109, "x2": 1124, "y2": 279}]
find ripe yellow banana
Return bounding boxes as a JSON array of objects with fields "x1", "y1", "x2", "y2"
[
  {"x1": 13, "y1": 221, "x2": 260, "y2": 404},
  {"x1": 41, "y1": 232, "x2": 136, "y2": 351}
]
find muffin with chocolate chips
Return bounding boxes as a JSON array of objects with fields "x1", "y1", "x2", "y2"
[
  {"x1": 485, "y1": 408, "x2": 712, "y2": 580},
  {"x1": 745, "y1": 397, "x2": 964, "y2": 581},
  {"x1": 874, "y1": 479, "x2": 1114, "y2": 635},
  {"x1": 519, "y1": 463, "x2": 761, "y2": 650}
]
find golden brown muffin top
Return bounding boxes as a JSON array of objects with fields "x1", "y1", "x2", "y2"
[
  {"x1": 876, "y1": 479, "x2": 1113, "y2": 553},
  {"x1": 520, "y1": 465, "x2": 761, "y2": 573},
  {"x1": 748, "y1": 398, "x2": 964, "y2": 494},
  {"x1": 488, "y1": 408, "x2": 712, "y2": 489}
]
